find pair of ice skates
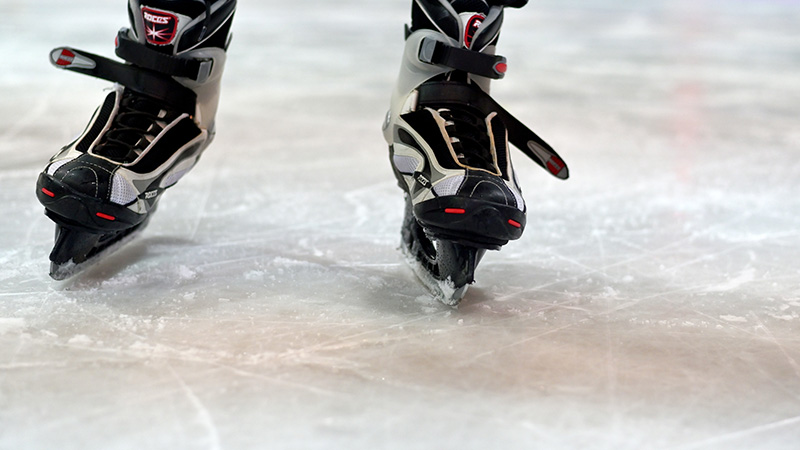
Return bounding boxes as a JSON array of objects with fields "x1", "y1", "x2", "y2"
[{"x1": 36, "y1": 0, "x2": 568, "y2": 305}]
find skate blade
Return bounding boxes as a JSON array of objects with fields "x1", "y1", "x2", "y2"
[
  {"x1": 49, "y1": 225, "x2": 147, "y2": 281},
  {"x1": 401, "y1": 243, "x2": 469, "y2": 306}
]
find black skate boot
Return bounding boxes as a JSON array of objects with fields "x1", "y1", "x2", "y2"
[
  {"x1": 383, "y1": 0, "x2": 569, "y2": 305},
  {"x1": 36, "y1": 0, "x2": 237, "y2": 280}
]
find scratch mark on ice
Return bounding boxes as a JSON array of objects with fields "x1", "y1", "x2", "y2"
[
  {"x1": 214, "y1": 363, "x2": 342, "y2": 397},
  {"x1": 466, "y1": 319, "x2": 591, "y2": 362},
  {"x1": 749, "y1": 313, "x2": 800, "y2": 383},
  {"x1": 168, "y1": 365, "x2": 221, "y2": 450},
  {"x1": 677, "y1": 415, "x2": 800, "y2": 450}
]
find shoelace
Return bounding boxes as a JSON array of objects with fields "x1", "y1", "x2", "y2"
[
  {"x1": 94, "y1": 90, "x2": 174, "y2": 163},
  {"x1": 437, "y1": 107, "x2": 496, "y2": 171}
]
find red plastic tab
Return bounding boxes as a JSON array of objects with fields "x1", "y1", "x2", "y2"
[{"x1": 55, "y1": 49, "x2": 76, "y2": 66}]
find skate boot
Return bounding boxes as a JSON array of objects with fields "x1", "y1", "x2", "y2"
[
  {"x1": 36, "y1": 0, "x2": 237, "y2": 280},
  {"x1": 383, "y1": 0, "x2": 569, "y2": 305}
]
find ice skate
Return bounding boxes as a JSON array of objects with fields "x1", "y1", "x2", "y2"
[
  {"x1": 36, "y1": 0, "x2": 236, "y2": 280},
  {"x1": 383, "y1": 0, "x2": 569, "y2": 305}
]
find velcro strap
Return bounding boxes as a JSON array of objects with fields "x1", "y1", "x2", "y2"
[
  {"x1": 50, "y1": 47, "x2": 197, "y2": 114},
  {"x1": 418, "y1": 37, "x2": 507, "y2": 80},
  {"x1": 416, "y1": 81, "x2": 569, "y2": 180},
  {"x1": 115, "y1": 30, "x2": 214, "y2": 83}
]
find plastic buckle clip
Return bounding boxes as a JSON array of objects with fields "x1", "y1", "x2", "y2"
[{"x1": 194, "y1": 58, "x2": 214, "y2": 84}]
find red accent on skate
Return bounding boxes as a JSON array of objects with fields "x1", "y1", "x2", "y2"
[
  {"x1": 56, "y1": 49, "x2": 76, "y2": 66},
  {"x1": 445, "y1": 208, "x2": 466, "y2": 214},
  {"x1": 547, "y1": 156, "x2": 565, "y2": 175},
  {"x1": 508, "y1": 219, "x2": 522, "y2": 228},
  {"x1": 96, "y1": 212, "x2": 116, "y2": 221},
  {"x1": 495, "y1": 63, "x2": 508, "y2": 74},
  {"x1": 41, "y1": 188, "x2": 56, "y2": 198},
  {"x1": 464, "y1": 14, "x2": 486, "y2": 49}
]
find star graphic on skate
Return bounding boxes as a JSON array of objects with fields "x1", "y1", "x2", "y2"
[{"x1": 146, "y1": 25, "x2": 170, "y2": 44}]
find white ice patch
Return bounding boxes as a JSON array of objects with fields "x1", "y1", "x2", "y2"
[
  {"x1": 768, "y1": 314, "x2": 796, "y2": 321},
  {"x1": 176, "y1": 265, "x2": 197, "y2": 280},
  {"x1": 67, "y1": 334, "x2": 93, "y2": 345},
  {"x1": 244, "y1": 270, "x2": 265, "y2": 281},
  {"x1": 0, "y1": 318, "x2": 25, "y2": 335},
  {"x1": 272, "y1": 257, "x2": 318, "y2": 268},
  {"x1": 720, "y1": 315, "x2": 748, "y2": 323},
  {"x1": 600, "y1": 286, "x2": 619, "y2": 298},
  {"x1": 704, "y1": 268, "x2": 756, "y2": 293}
]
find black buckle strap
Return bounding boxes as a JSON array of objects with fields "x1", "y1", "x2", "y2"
[
  {"x1": 50, "y1": 47, "x2": 197, "y2": 114},
  {"x1": 418, "y1": 37, "x2": 507, "y2": 80},
  {"x1": 115, "y1": 30, "x2": 214, "y2": 83},
  {"x1": 416, "y1": 81, "x2": 569, "y2": 180}
]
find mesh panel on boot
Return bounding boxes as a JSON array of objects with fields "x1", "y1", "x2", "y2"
[{"x1": 110, "y1": 173, "x2": 138, "y2": 205}]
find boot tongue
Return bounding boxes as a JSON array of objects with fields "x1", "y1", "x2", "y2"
[{"x1": 450, "y1": 0, "x2": 490, "y2": 49}]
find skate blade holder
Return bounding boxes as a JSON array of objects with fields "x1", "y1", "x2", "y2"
[{"x1": 417, "y1": 37, "x2": 507, "y2": 80}]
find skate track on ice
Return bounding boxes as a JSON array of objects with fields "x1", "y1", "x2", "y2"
[{"x1": 1, "y1": 0, "x2": 800, "y2": 449}]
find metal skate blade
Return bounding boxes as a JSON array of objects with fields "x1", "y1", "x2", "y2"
[
  {"x1": 49, "y1": 260, "x2": 79, "y2": 281},
  {"x1": 401, "y1": 243, "x2": 470, "y2": 306},
  {"x1": 48, "y1": 224, "x2": 148, "y2": 281},
  {"x1": 49, "y1": 226, "x2": 101, "y2": 266}
]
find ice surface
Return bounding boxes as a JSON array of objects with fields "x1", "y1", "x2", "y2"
[{"x1": 2, "y1": 0, "x2": 800, "y2": 449}]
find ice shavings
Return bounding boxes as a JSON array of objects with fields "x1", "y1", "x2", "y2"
[
  {"x1": 704, "y1": 268, "x2": 756, "y2": 293},
  {"x1": 720, "y1": 315, "x2": 748, "y2": 323},
  {"x1": 67, "y1": 334, "x2": 93, "y2": 345},
  {"x1": 177, "y1": 265, "x2": 197, "y2": 280}
]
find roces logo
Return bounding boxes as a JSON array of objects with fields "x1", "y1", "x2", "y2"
[
  {"x1": 142, "y1": 7, "x2": 178, "y2": 46},
  {"x1": 464, "y1": 14, "x2": 486, "y2": 49}
]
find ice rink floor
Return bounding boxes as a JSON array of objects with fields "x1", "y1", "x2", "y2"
[{"x1": 2, "y1": 0, "x2": 800, "y2": 448}]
